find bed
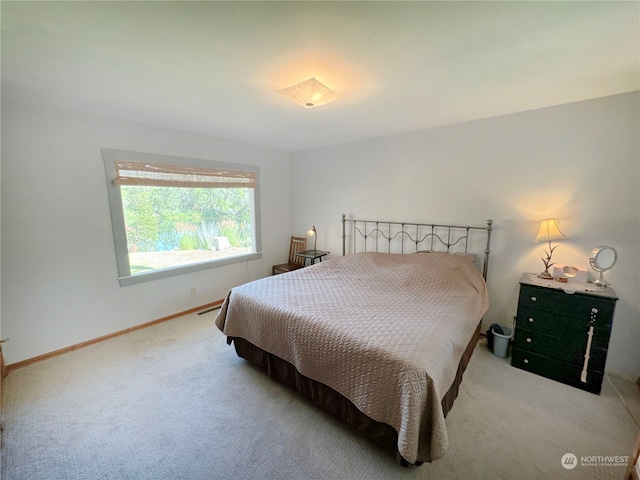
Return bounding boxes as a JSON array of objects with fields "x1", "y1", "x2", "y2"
[{"x1": 215, "y1": 215, "x2": 493, "y2": 465}]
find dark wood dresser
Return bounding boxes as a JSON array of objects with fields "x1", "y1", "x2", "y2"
[{"x1": 511, "y1": 273, "x2": 618, "y2": 394}]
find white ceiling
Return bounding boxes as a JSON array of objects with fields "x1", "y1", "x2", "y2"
[{"x1": 2, "y1": 1, "x2": 639, "y2": 153}]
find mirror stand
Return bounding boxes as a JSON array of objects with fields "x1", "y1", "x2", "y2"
[{"x1": 592, "y1": 270, "x2": 609, "y2": 288}]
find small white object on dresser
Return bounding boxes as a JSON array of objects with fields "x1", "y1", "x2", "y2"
[{"x1": 552, "y1": 265, "x2": 588, "y2": 283}]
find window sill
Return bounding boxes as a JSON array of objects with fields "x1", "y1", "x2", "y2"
[{"x1": 118, "y1": 251, "x2": 262, "y2": 286}]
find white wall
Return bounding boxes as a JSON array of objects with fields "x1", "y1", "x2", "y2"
[
  {"x1": 291, "y1": 92, "x2": 640, "y2": 380},
  {"x1": 3, "y1": 93, "x2": 638, "y2": 380},
  {"x1": 1, "y1": 101, "x2": 292, "y2": 365}
]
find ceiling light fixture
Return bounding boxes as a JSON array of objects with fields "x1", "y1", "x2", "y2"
[{"x1": 274, "y1": 77, "x2": 342, "y2": 109}]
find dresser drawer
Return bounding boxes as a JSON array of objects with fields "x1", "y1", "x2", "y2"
[
  {"x1": 518, "y1": 285, "x2": 615, "y2": 323},
  {"x1": 515, "y1": 312, "x2": 613, "y2": 348},
  {"x1": 513, "y1": 327, "x2": 608, "y2": 371},
  {"x1": 512, "y1": 347, "x2": 604, "y2": 394}
]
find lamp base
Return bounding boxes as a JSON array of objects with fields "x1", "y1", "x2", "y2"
[{"x1": 538, "y1": 271, "x2": 553, "y2": 279}]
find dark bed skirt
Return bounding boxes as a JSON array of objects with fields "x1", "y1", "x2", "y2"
[{"x1": 229, "y1": 322, "x2": 481, "y2": 466}]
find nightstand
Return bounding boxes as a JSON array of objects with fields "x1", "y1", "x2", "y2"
[
  {"x1": 511, "y1": 273, "x2": 618, "y2": 394},
  {"x1": 296, "y1": 249, "x2": 328, "y2": 266}
]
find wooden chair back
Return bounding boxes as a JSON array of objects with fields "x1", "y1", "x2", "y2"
[
  {"x1": 272, "y1": 236, "x2": 307, "y2": 275},
  {"x1": 289, "y1": 236, "x2": 307, "y2": 265}
]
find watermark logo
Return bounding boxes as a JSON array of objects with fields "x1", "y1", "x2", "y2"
[
  {"x1": 561, "y1": 453, "x2": 578, "y2": 470},
  {"x1": 561, "y1": 452, "x2": 629, "y2": 469}
]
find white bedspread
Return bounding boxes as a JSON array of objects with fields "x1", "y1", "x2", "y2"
[{"x1": 215, "y1": 252, "x2": 489, "y2": 463}]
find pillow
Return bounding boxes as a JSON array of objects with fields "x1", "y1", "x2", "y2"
[
  {"x1": 413, "y1": 250, "x2": 477, "y2": 262},
  {"x1": 453, "y1": 252, "x2": 477, "y2": 262}
]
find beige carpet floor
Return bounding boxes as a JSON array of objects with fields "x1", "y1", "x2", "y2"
[{"x1": 1, "y1": 309, "x2": 638, "y2": 480}]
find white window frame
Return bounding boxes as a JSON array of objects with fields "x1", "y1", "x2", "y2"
[{"x1": 102, "y1": 148, "x2": 262, "y2": 286}]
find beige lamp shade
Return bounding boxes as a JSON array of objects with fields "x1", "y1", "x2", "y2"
[
  {"x1": 534, "y1": 219, "x2": 567, "y2": 243},
  {"x1": 275, "y1": 77, "x2": 342, "y2": 109}
]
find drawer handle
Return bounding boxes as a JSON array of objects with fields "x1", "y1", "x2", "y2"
[
  {"x1": 526, "y1": 337, "x2": 532, "y2": 343},
  {"x1": 591, "y1": 308, "x2": 598, "y2": 314},
  {"x1": 531, "y1": 296, "x2": 537, "y2": 302},
  {"x1": 528, "y1": 317, "x2": 534, "y2": 323},
  {"x1": 524, "y1": 359, "x2": 529, "y2": 364}
]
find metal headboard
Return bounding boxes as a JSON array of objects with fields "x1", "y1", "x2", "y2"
[{"x1": 341, "y1": 214, "x2": 494, "y2": 280}]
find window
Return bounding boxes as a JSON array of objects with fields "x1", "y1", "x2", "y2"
[{"x1": 102, "y1": 149, "x2": 261, "y2": 286}]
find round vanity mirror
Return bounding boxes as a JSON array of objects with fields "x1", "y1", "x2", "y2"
[{"x1": 589, "y1": 245, "x2": 617, "y2": 287}]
